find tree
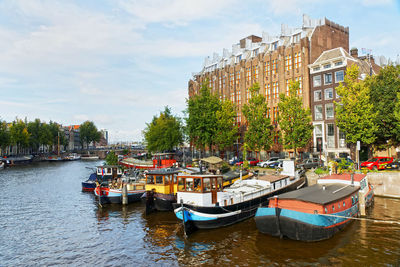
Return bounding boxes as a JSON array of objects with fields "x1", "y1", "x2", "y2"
[
  {"x1": 27, "y1": 119, "x2": 43, "y2": 153},
  {"x1": 278, "y1": 81, "x2": 313, "y2": 156},
  {"x1": 80, "y1": 121, "x2": 101, "y2": 149},
  {"x1": 143, "y1": 106, "x2": 183, "y2": 153},
  {"x1": 335, "y1": 64, "x2": 378, "y2": 159},
  {"x1": 9, "y1": 119, "x2": 30, "y2": 154},
  {"x1": 242, "y1": 83, "x2": 274, "y2": 159},
  {"x1": 215, "y1": 100, "x2": 238, "y2": 158},
  {"x1": 105, "y1": 151, "x2": 119, "y2": 165},
  {"x1": 186, "y1": 81, "x2": 220, "y2": 155},
  {"x1": 366, "y1": 65, "x2": 400, "y2": 149},
  {"x1": 0, "y1": 120, "x2": 10, "y2": 155}
]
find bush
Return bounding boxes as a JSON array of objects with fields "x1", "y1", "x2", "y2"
[
  {"x1": 220, "y1": 162, "x2": 231, "y2": 174},
  {"x1": 314, "y1": 167, "x2": 329, "y2": 175}
]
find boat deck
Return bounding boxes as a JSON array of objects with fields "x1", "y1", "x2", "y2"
[{"x1": 257, "y1": 174, "x2": 290, "y2": 183}]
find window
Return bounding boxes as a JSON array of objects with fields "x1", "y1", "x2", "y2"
[
  {"x1": 230, "y1": 73, "x2": 234, "y2": 88},
  {"x1": 178, "y1": 178, "x2": 185, "y2": 191},
  {"x1": 265, "y1": 83, "x2": 271, "y2": 100},
  {"x1": 315, "y1": 105, "x2": 323, "y2": 120},
  {"x1": 325, "y1": 103, "x2": 334, "y2": 119},
  {"x1": 324, "y1": 73, "x2": 332, "y2": 85},
  {"x1": 156, "y1": 175, "x2": 163, "y2": 184},
  {"x1": 186, "y1": 178, "x2": 194, "y2": 191},
  {"x1": 343, "y1": 201, "x2": 346, "y2": 207},
  {"x1": 272, "y1": 59, "x2": 278, "y2": 75},
  {"x1": 293, "y1": 33, "x2": 301, "y2": 43},
  {"x1": 327, "y1": 123, "x2": 335, "y2": 148},
  {"x1": 236, "y1": 55, "x2": 242, "y2": 63},
  {"x1": 294, "y1": 52, "x2": 301, "y2": 69},
  {"x1": 286, "y1": 79, "x2": 290, "y2": 96},
  {"x1": 335, "y1": 70, "x2": 344, "y2": 83},
  {"x1": 313, "y1": 67, "x2": 320, "y2": 71},
  {"x1": 314, "y1": 90, "x2": 322, "y2": 101},
  {"x1": 339, "y1": 130, "x2": 346, "y2": 148},
  {"x1": 264, "y1": 61, "x2": 270, "y2": 77},
  {"x1": 325, "y1": 88, "x2": 333, "y2": 100},
  {"x1": 324, "y1": 64, "x2": 331, "y2": 69},
  {"x1": 285, "y1": 55, "x2": 292, "y2": 71},
  {"x1": 203, "y1": 178, "x2": 210, "y2": 192},
  {"x1": 253, "y1": 67, "x2": 259, "y2": 81},
  {"x1": 235, "y1": 71, "x2": 240, "y2": 86},
  {"x1": 332, "y1": 205, "x2": 335, "y2": 212},
  {"x1": 253, "y1": 48, "x2": 259, "y2": 56},
  {"x1": 246, "y1": 68, "x2": 251, "y2": 83},
  {"x1": 335, "y1": 61, "x2": 343, "y2": 66},
  {"x1": 295, "y1": 76, "x2": 302, "y2": 95},
  {"x1": 272, "y1": 42, "x2": 278, "y2": 50},
  {"x1": 313, "y1": 75, "x2": 321, "y2": 87},
  {"x1": 272, "y1": 82, "x2": 279, "y2": 99}
]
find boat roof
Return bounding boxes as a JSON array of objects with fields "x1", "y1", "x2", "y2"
[
  {"x1": 318, "y1": 173, "x2": 366, "y2": 182},
  {"x1": 146, "y1": 168, "x2": 181, "y2": 175},
  {"x1": 258, "y1": 174, "x2": 290, "y2": 183},
  {"x1": 97, "y1": 165, "x2": 121, "y2": 168},
  {"x1": 178, "y1": 174, "x2": 223, "y2": 179},
  {"x1": 274, "y1": 183, "x2": 360, "y2": 205}
]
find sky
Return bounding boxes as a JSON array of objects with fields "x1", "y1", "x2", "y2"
[{"x1": 0, "y1": 0, "x2": 399, "y2": 143}]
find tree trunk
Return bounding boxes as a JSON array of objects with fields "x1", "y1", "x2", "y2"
[{"x1": 349, "y1": 143, "x2": 356, "y2": 161}]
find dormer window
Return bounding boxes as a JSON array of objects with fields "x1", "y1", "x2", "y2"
[
  {"x1": 324, "y1": 64, "x2": 331, "y2": 69},
  {"x1": 334, "y1": 61, "x2": 343, "y2": 66},
  {"x1": 272, "y1": 42, "x2": 278, "y2": 50},
  {"x1": 236, "y1": 55, "x2": 242, "y2": 63},
  {"x1": 293, "y1": 33, "x2": 301, "y2": 43},
  {"x1": 253, "y1": 48, "x2": 259, "y2": 56},
  {"x1": 313, "y1": 67, "x2": 320, "y2": 72}
]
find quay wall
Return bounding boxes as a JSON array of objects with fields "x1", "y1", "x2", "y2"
[{"x1": 305, "y1": 170, "x2": 400, "y2": 198}]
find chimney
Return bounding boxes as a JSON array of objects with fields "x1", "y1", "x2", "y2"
[{"x1": 350, "y1": 47, "x2": 358, "y2": 58}]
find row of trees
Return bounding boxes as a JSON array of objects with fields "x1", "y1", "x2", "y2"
[
  {"x1": 143, "y1": 64, "x2": 400, "y2": 160},
  {"x1": 0, "y1": 118, "x2": 102, "y2": 155},
  {"x1": 143, "y1": 79, "x2": 313, "y2": 158},
  {"x1": 335, "y1": 64, "x2": 400, "y2": 158}
]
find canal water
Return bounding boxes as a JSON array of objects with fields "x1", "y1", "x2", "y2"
[{"x1": 1, "y1": 161, "x2": 399, "y2": 266}]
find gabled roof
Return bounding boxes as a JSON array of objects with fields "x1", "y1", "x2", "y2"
[{"x1": 310, "y1": 47, "x2": 355, "y2": 66}]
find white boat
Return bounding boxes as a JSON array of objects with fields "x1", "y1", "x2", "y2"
[
  {"x1": 64, "y1": 153, "x2": 81, "y2": 161},
  {"x1": 173, "y1": 160, "x2": 306, "y2": 234},
  {"x1": 81, "y1": 155, "x2": 99, "y2": 160},
  {"x1": 0, "y1": 161, "x2": 4, "y2": 169}
]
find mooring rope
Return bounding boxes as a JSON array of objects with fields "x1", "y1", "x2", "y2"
[{"x1": 319, "y1": 213, "x2": 400, "y2": 225}]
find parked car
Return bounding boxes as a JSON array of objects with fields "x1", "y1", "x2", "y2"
[
  {"x1": 333, "y1": 158, "x2": 354, "y2": 169},
  {"x1": 257, "y1": 157, "x2": 280, "y2": 168},
  {"x1": 235, "y1": 158, "x2": 259, "y2": 166},
  {"x1": 229, "y1": 157, "x2": 243, "y2": 166},
  {"x1": 268, "y1": 159, "x2": 284, "y2": 168},
  {"x1": 385, "y1": 158, "x2": 400, "y2": 170},
  {"x1": 297, "y1": 158, "x2": 323, "y2": 170},
  {"x1": 360, "y1": 157, "x2": 393, "y2": 171}
]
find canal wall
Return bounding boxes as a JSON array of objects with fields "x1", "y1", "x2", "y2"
[{"x1": 305, "y1": 170, "x2": 400, "y2": 199}]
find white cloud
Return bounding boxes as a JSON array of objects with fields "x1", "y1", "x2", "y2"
[
  {"x1": 267, "y1": 0, "x2": 319, "y2": 15},
  {"x1": 359, "y1": 0, "x2": 394, "y2": 6},
  {"x1": 118, "y1": 0, "x2": 236, "y2": 25}
]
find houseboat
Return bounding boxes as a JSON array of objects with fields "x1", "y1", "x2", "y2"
[
  {"x1": 222, "y1": 169, "x2": 253, "y2": 187},
  {"x1": 2, "y1": 155, "x2": 33, "y2": 166},
  {"x1": 254, "y1": 183, "x2": 361, "y2": 242},
  {"x1": 119, "y1": 153, "x2": 177, "y2": 170},
  {"x1": 173, "y1": 161, "x2": 306, "y2": 234},
  {"x1": 317, "y1": 173, "x2": 373, "y2": 215},
  {"x1": 143, "y1": 168, "x2": 181, "y2": 213},
  {"x1": 93, "y1": 165, "x2": 145, "y2": 204},
  {"x1": 81, "y1": 172, "x2": 97, "y2": 192}
]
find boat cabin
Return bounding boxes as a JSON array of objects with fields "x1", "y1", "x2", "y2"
[
  {"x1": 96, "y1": 165, "x2": 123, "y2": 181},
  {"x1": 177, "y1": 175, "x2": 224, "y2": 206},
  {"x1": 268, "y1": 183, "x2": 360, "y2": 215},
  {"x1": 145, "y1": 169, "x2": 181, "y2": 195},
  {"x1": 152, "y1": 153, "x2": 177, "y2": 168}
]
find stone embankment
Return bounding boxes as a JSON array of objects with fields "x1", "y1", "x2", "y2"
[{"x1": 305, "y1": 170, "x2": 400, "y2": 199}]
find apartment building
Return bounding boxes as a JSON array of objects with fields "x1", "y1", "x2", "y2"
[
  {"x1": 309, "y1": 47, "x2": 379, "y2": 159},
  {"x1": 188, "y1": 15, "x2": 349, "y2": 153}
]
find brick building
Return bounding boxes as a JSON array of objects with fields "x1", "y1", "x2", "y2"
[
  {"x1": 188, "y1": 15, "x2": 349, "y2": 155},
  {"x1": 309, "y1": 47, "x2": 379, "y2": 159}
]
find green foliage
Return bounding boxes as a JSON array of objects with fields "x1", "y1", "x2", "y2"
[
  {"x1": 0, "y1": 120, "x2": 10, "y2": 153},
  {"x1": 220, "y1": 161, "x2": 231, "y2": 174},
  {"x1": 366, "y1": 65, "x2": 400, "y2": 149},
  {"x1": 395, "y1": 92, "x2": 400, "y2": 124},
  {"x1": 242, "y1": 83, "x2": 274, "y2": 155},
  {"x1": 278, "y1": 81, "x2": 313, "y2": 156},
  {"x1": 215, "y1": 100, "x2": 238, "y2": 153},
  {"x1": 9, "y1": 119, "x2": 30, "y2": 153},
  {"x1": 122, "y1": 148, "x2": 130, "y2": 155},
  {"x1": 242, "y1": 142, "x2": 250, "y2": 169},
  {"x1": 80, "y1": 121, "x2": 101, "y2": 149},
  {"x1": 314, "y1": 167, "x2": 329, "y2": 175},
  {"x1": 143, "y1": 106, "x2": 183, "y2": 153},
  {"x1": 186, "y1": 81, "x2": 221, "y2": 153},
  {"x1": 335, "y1": 65, "x2": 378, "y2": 155},
  {"x1": 105, "y1": 151, "x2": 119, "y2": 166}
]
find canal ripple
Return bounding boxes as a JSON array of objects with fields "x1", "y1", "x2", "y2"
[{"x1": 0, "y1": 161, "x2": 399, "y2": 266}]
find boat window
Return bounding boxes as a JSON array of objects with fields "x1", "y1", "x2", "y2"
[
  {"x1": 136, "y1": 184, "x2": 144, "y2": 190},
  {"x1": 343, "y1": 201, "x2": 346, "y2": 207},
  {"x1": 203, "y1": 178, "x2": 211, "y2": 192},
  {"x1": 106, "y1": 168, "x2": 112, "y2": 175},
  {"x1": 217, "y1": 178, "x2": 223, "y2": 191},
  {"x1": 164, "y1": 175, "x2": 170, "y2": 185},
  {"x1": 147, "y1": 175, "x2": 154, "y2": 184},
  {"x1": 324, "y1": 207, "x2": 328, "y2": 213},
  {"x1": 314, "y1": 210, "x2": 318, "y2": 214},
  {"x1": 211, "y1": 178, "x2": 217, "y2": 190},
  {"x1": 194, "y1": 178, "x2": 202, "y2": 192},
  {"x1": 173, "y1": 174, "x2": 177, "y2": 184},
  {"x1": 338, "y1": 203, "x2": 341, "y2": 209},
  {"x1": 178, "y1": 178, "x2": 185, "y2": 191},
  {"x1": 332, "y1": 205, "x2": 335, "y2": 212},
  {"x1": 156, "y1": 175, "x2": 163, "y2": 184},
  {"x1": 231, "y1": 198, "x2": 234, "y2": 204},
  {"x1": 351, "y1": 196, "x2": 354, "y2": 204},
  {"x1": 186, "y1": 178, "x2": 194, "y2": 191}
]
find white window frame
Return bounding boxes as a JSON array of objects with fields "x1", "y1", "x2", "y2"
[
  {"x1": 335, "y1": 70, "x2": 344, "y2": 83},
  {"x1": 313, "y1": 75, "x2": 321, "y2": 87},
  {"x1": 325, "y1": 103, "x2": 334, "y2": 119},
  {"x1": 324, "y1": 88, "x2": 333, "y2": 100},
  {"x1": 314, "y1": 90, "x2": 322, "y2": 101},
  {"x1": 315, "y1": 105, "x2": 323, "y2": 120},
  {"x1": 324, "y1": 73, "x2": 332, "y2": 85}
]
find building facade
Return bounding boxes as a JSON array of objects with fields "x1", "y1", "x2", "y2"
[
  {"x1": 308, "y1": 47, "x2": 379, "y2": 159},
  {"x1": 188, "y1": 15, "x2": 349, "y2": 154}
]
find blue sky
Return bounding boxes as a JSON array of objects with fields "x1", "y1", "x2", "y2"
[{"x1": 0, "y1": 0, "x2": 399, "y2": 143}]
